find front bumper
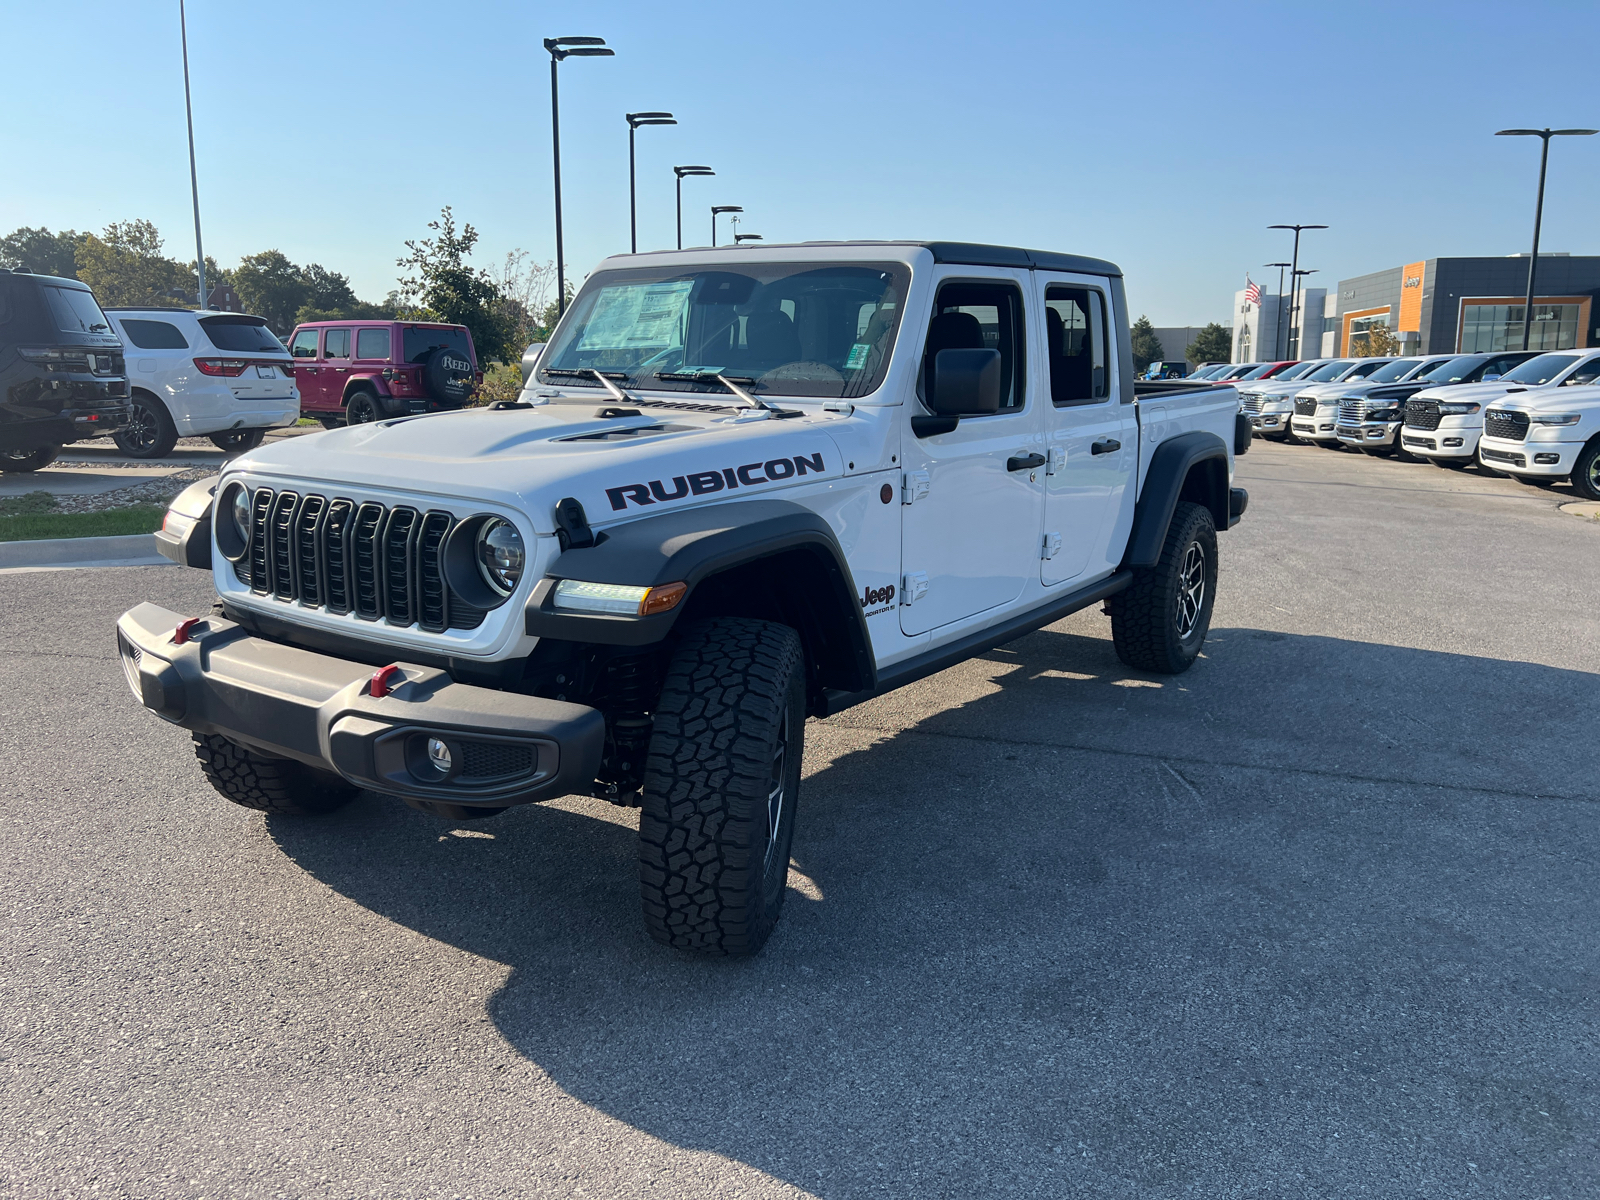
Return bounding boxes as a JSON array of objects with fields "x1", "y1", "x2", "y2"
[
  {"x1": 115, "y1": 602, "x2": 605, "y2": 809},
  {"x1": 1248, "y1": 407, "x2": 1291, "y2": 434},
  {"x1": 1336, "y1": 420, "x2": 1400, "y2": 448},
  {"x1": 1400, "y1": 422, "x2": 1479, "y2": 458},
  {"x1": 1291, "y1": 409, "x2": 1341, "y2": 441},
  {"x1": 1478, "y1": 435, "x2": 1579, "y2": 476}
]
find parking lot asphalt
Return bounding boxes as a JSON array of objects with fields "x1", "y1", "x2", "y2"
[{"x1": 2, "y1": 440, "x2": 1596, "y2": 1199}]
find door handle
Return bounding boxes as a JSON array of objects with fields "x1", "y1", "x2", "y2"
[
  {"x1": 1091, "y1": 439, "x2": 1122, "y2": 455},
  {"x1": 1007, "y1": 452, "x2": 1046, "y2": 472}
]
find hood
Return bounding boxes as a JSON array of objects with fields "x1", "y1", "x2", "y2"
[
  {"x1": 1490, "y1": 384, "x2": 1600, "y2": 413},
  {"x1": 226, "y1": 400, "x2": 851, "y2": 535},
  {"x1": 1296, "y1": 382, "x2": 1360, "y2": 401},
  {"x1": 1410, "y1": 379, "x2": 1522, "y2": 403}
]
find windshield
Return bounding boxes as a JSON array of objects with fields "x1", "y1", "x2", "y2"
[
  {"x1": 42, "y1": 284, "x2": 113, "y2": 335},
  {"x1": 1340, "y1": 359, "x2": 1393, "y2": 380},
  {"x1": 1418, "y1": 355, "x2": 1484, "y2": 383},
  {"x1": 199, "y1": 315, "x2": 284, "y2": 353},
  {"x1": 1304, "y1": 359, "x2": 1355, "y2": 382},
  {"x1": 1275, "y1": 361, "x2": 1319, "y2": 381},
  {"x1": 1366, "y1": 358, "x2": 1422, "y2": 383},
  {"x1": 540, "y1": 262, "x2": 910, "y2": 399},
  {"x1": 1238, "y1": 364, "x2": 1278, "y2": 380},
  {"x1": 1502, "y1": 352, "x2": 1582, "y2": 385},
  {"x1": 403, "y1": 326, "x2": 472, "y2": 364}
]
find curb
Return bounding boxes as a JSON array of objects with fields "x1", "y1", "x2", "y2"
[{"x1": 0, "y1": 533, "x2": 169, "y2": 571}]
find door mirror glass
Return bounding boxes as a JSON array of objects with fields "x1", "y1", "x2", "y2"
[
  {"x1": 929, "y1": 348, "x2": 1002, "y2": 415},
  {"x1": 1483, "y1": 373, "x2": 1501, "y2": 381}
]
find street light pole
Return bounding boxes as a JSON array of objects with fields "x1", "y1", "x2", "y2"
[
  {"x1": 711, "y1": 205, "x2": 742, "y2": 247},
  {"x1": 545, "y1": 36, "x2": 614, "y2": 318},
  {"x1": 1495, "y1": 127, "x2": 1597, "y2": 350},
  {"x1": 179, "y1": 0, "x2": 206, "y2": 309},
  {"x1": 1269, "y1": 223, "x2": 1327, "y2": 358},
  {"x1": 625, "y1": 112, "x2": 675, "y2": 254},
  {"x1": 1293, "y1": 269, "x2": 1318, "y2": 353},
  {"x1": 673, "y1": 166, "x2": 714, "y2": 250},
  {"x1": 1265, "y1": 262, "x2": 1290, "y2": 359}
]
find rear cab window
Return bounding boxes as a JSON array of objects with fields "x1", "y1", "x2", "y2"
[
  {"x1": 199, "y1": 316, "x2": 286, "y2": 354},
  {"x1": 1043, "y1": 286, "x2": 1108, "y2": 405},
  {"x1": 356, "y1": 327, "x2": 392, "y2": 361},
  {"x1": 118, "y1": 319, "x2": 190, "y2": 350}
]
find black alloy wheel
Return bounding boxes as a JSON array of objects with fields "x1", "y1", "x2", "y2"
[
  {"x1": 1107, "y1": 500, "x2": 1218, "y2": 674},
  {"x1": 209, "y1": 429, "x2": 265, "y2": 453},
  {"x1": 346, "y1": 389, "x2": 382, "y2": 425},
  {"x1": 113, "y1": 393, "x2": 178, "y2": 459},
  {"x1": 1571, "y1": 440, "x2": 1600, "y2": 501}
]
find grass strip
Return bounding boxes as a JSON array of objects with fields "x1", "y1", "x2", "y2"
[{"x1": 0, "y1": 504, "x2": 167, "y2": 543}]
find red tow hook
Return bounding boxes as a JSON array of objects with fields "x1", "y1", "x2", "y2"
[
  {"x1": 369, "y1": 664, "x2": 404, "y2": 699},
  {"x1": 171, "y1": 617, "x2": 203, "y2": 645}
]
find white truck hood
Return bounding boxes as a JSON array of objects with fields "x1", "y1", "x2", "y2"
[
  {"x1": 225, "y1": 401, "x2": 851, "y2": 535},
  {"x1": 1489, "y1": 384, "x2": 1600, "y2": 413},
  {"x1": 1410, "y1": 379, "x2": 1524, "y2": 404}
]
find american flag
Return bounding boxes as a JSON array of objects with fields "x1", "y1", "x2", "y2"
[{"x1": 1244, "y1": 278, "x2": 1261, "y2": 305}]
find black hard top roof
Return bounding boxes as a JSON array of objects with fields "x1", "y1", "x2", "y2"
[
  {"x1": 0, "y1": 269, "x2": 91, "y2": 289},
  {"x1": 614, "y1": 240, "x2": 1123, "y2": 278}
]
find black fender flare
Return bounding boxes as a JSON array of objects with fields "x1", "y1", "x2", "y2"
[
  {"x1": 1121, "y1": 431, "x2": 1231, "y2": 570},
  {"x1": 153, "y1": 476, "x2": 216, "y2": 569},
  {"x1": 525, "y1": 498, "x2": 875, "y2": 691}
]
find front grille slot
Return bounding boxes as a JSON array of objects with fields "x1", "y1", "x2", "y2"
[
  {"x1": 1338, "y1": 399, "x2": 1367, "y2": 425},
  {"x1": 1481, "y1": 447, "x2": 1526, "y2": 466},
  {"x1": 1406, "y1": 399, "x2": 1441, "y2": 430},
  {"x1": 1483, "y1": 409, "x2": 1529, "y2": 442},
  {"x1": 1294, "y1": 397, "x2": 1317, "y2": 416},
  {"x1": 232, "y1": 488, "x2": 487, "y2": 633},
  {"x1": 460, "y1": 741, "x2": 535, "y2": 780},
  {"x1": 1240, "y1": 395, "x2": 1262, "y2": 415}
]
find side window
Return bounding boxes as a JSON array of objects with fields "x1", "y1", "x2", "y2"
[
  {"x1": 118, "y1": 319, "x2": 190, "y2": 350},
  {"x1": 324, "y1": 328, "x2": 351, "y2": 359},
  {"x1": 290, "y1": 330, "x2": 319, "y2": 359},
  {"x1": 1568, "y1": 358, "x2": 1600, "y2": 386},
  {"x1": 356, "y1": 328, "x2": 391, "y2": 360},
  {"x1": 1043, "y1": 286, "x2": 1108, "y2": 405},
  {"x1": 1483, "y1": 355, "x2": 1521, "y2": 379},
  {"x1": 920, "y1": 280, "x2": 1026, "y2": 411}
]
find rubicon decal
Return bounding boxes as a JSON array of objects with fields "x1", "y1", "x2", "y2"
[{"x1": 606, "y1": 452, "x2": 827, "y2": 511}]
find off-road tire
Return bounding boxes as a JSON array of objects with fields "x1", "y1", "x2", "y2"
[
  {"x1": 345, "y1": 388, "x2": 382, "y2": 425},
  {"x1": 209, "y1": 429, "x2": 265, "y2": 453},
  {"x1": 192, "y1": 733, "x2": 359, "y2": 816},
  {"x1": 1108, "y1": 500, "x2": 1217, "y2": 674},
  {"x1": 316, "y1": 414, "x2": 345, "y2": 430},
  {"x1": 1571, "y1": 440, "x2": 1600, "y2": 501},
  {"x1": 638, "y1": 617, "x2": 805, "y2": 956},
  {"x1": 0, "y1": 445, "x2": 60, "y2": 472},
  {"x1": 114, "y1": 391, "x2": 179, "y2": 458}
]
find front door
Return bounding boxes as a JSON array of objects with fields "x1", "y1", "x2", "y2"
[
  {"x1": 1038, "y1": 279, "x2": 1135, "y2": 585},
  {"x1": 900, "y1": 273, "x2": 1044, "y2": 636},
  {"x1": 288, "y1": 328, "x2": 326, "y2": 408}
]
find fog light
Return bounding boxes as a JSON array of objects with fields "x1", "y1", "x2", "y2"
[
  {"x1": 427, "y1": 738, "x2": 452, "y2": 773},
  {"x1": 1443, "y1": 437, "x2": 1463, "y2": 447},
  {"x1": 1535, "y1": 453, "x2": 1560, "y2": 464},
  {"x1": 1367, "y1": 428, "x2": 1383, "y2": 439}
]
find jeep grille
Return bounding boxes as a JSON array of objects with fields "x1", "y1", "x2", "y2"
[{"x1": 234, "y1": 488, "x2": 486, "y2": 632}]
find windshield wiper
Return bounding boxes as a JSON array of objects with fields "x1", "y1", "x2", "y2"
[{"x1": 652, "y1": 369, "x2": 779, "y2": 413}]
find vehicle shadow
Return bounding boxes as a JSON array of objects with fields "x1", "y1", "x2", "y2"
[{"x1": 266, "y1": 626, "x2": 1599, "y2": 1197}]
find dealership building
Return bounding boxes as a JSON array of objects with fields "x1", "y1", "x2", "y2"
[{"x1": 1231, "y1": 255, "x2": 1600, "y2": 362}]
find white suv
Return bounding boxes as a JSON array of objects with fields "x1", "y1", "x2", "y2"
[
  {"x1": 1401, "y1": 349, "x2": 1600, "y2": 469},
  {"x1": 104, "y1": 310, "x2": 300, "y2": 458},
  {"x1": 1476, "y1": 356, "x2": 1600, "y2": 496}
]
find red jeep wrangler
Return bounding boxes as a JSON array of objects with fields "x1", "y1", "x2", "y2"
[{"x1": 285, "y1": 320, "x2": 481, "y2": 426}]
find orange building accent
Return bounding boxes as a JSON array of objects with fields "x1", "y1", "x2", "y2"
[{"x1": 1397, "y1": 261, "x2": 1426, "y2": 333}]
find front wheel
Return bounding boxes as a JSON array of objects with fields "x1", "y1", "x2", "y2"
[
  {"x1": 1108, "y1": 500, "x2": 1218, "y2": 674},
  {"x1": 192, "y1": 733, "x2": 359, "y2": 816},
  {"x1": 1570, "y1": 441, "x2": 1600, "y2": 501},
  {"x1": 0, "y1": 445, "x2": 60, "y2": 473},
  {"x1": 209, "y1": 429, "x2": 265, "y2": 453},
  {"x1": 638, "y1": 617, "x2": 805, "y2": 956}
]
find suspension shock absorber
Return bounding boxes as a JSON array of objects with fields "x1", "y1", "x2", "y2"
[{"x1": 594, "y1": 652, "x2": 655, "y2": 805}]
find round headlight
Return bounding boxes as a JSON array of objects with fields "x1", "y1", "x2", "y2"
[
  {"x1": 476, "y1": 519, "x2": 525, "y2": 596},
  {"x1": 230, "y1": 486, "x2": 252, "y2": 540}
]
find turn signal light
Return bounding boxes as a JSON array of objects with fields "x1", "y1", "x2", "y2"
[{"x1": 194, "y1": 358, "x2": 250, "y2": 377}]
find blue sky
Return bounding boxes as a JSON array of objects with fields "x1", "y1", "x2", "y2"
[{"x1": 4, "y1": 0, "x2": 1597, "y2": 325}]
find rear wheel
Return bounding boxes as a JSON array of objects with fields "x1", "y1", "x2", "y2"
[
  {"x1": 1571, "y1": 441, "x2": 1600, "y2": 501},
  {"x1": 1108, "y1": 500, "x2": 1217, "y2": 675},
  {"x1": 113, "y1": 392, "x2": 179, "y2": 458},
  {"x1": 638, "y1": 617, "x2": 805, "y2": 956},
  {"x1": 0, "y1": 445, "x2": 60, "y2": 473},
  {"x1": 345, "y1": 388, "x2": 382, "y2": 425},
  {"x1": 192, "y1": 733, "x2": 359, "y2": 816},
  {"x1": 208, "y1": 429, "x2": 265, "y2": 453},
  {"x1": 316, "y1": 415, "x2": 345, "y2": 430},
  {"x1": 1512, "y1": 473, "x2": 1556, "y2": 488}
]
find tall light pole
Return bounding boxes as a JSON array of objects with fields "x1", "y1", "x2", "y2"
[
  {"x1": 1269, "y1": 223, "x2": 1327, "y2": 358},
  {"x1": 626, "y1": 112, "x2": 675, "y2": 254},
  {"x1": 545, "y1": 36, "x2": 614, "y2": 318},
  {"x1": 1293, "y1": 269, "x2": 1319, "y2": 354},
  {"x1": 1495, "y1": 127, "x2": 1597, "y2": 350},
  {"x1": 1265, "y1": 262, "x2": 1291, "y2": 358},
  {"x1": 179, "y1": 0, "x2": 206, "y2": 309},
  {"x1": 711, "y1": 206, "x2": 742, "y2": 247},
  {"x1": 673, "y1": 166, "x2": 713, "y2": 249}
]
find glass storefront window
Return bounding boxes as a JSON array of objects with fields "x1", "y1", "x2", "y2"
[{"x1": 1460, "y1": 303, "x2": 1579, "y2": 353}]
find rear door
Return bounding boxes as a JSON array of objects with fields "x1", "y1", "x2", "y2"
[
  {"x1": 1038, "y1": 277, "x2": 1136, "y2": 585},
  {"x1": 321, "y1": 326, "x2": 352, "y2": 405},
  {"x1": 899, "y1": 270, "x2": 1043, "y2": 636}
]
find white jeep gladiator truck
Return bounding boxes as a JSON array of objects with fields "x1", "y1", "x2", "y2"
[{"x1": 118, "y1": 241, "x2": 1249, "y2": 955}]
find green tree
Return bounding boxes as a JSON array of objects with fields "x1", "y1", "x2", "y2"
[
  {"x1": 1186, "y1": 322, "x2": 1233, "y2": 365},
  {"x1": 0, "y1": 226, "x2": 83, "y2": 278},
  {"x1": 1350, "y1": 324, "x2": 1400, "y2": 357},
  {"x1": 1129, "y1": 314, "x2": 1164, "y2": 372},
  {"x1": 396, "y1": 207, "x2": 516, "y2": 363},
  {"x1": 233, "y1": 250, "x2": 307, "y2": 333},
  {"x1": 75, "y1": 219, "x2": 190, "y2": 307}
]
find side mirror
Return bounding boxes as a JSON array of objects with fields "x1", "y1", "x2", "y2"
[
  {"x1": 1482, "y1": 373, "x2": 1501, "y2": 381},
  {"x1": 928, "y1": 348, "x2": 1002, "y2": 416}
]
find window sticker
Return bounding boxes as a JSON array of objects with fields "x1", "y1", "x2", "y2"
[
  {"x1": 844, "y1": 342, "x2": 871, "y2": 371},
  {"x1": 578, "y1": 280, "x2": 694, "y2": 351}
]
